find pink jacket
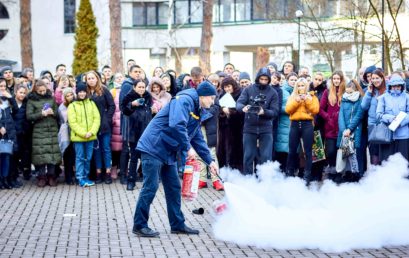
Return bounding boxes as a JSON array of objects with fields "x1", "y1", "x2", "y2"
[{"x1": 110, "y1": 88, "x2": 123, "y2": 151}]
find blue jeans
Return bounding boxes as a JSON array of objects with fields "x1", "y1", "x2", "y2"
[
  {"x1": 0, "y1": 153, "x2": 10, "y2": 178},
  {"x1": 74, "y1": 141, "x2": 94, "y2": 180},
  {"x1": 243, "y1": 133, "x2": 273, "y2": 175},
  {"x1": 134, "y1": 152, "x2": 185, "y2": 231},
  {"x1": 94, "y1": 133, "x2": 112, "y2": 170}
]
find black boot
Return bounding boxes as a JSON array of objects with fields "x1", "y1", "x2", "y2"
[
  {"x1": 303, "y1": 170, "x2": 312, "y2": 186},
  {"x1": 95, "y1": 173, "x2": 103, "y2": 184},
  {"x1": 120, "y1": 173, "x2": 127, "y2": 185},
  {"x1": 2, "y1": 178, "x2": 12, "y2": 189},
  {"x1": 286, "y1": 169, "x2": 296, "y2": 177},
  {"x1": 0, "y1": 177, "x2": 5, "y2": 190},
  {"x1": 23, "y1": 169, "x2": 32, "y2": 180}
]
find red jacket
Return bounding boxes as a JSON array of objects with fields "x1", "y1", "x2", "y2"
[{"x1": 319, "y1": 89, "x2": 340, "y2": 139}]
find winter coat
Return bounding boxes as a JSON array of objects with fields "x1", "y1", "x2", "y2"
[
  {"x1": 285, "y1": 91, "x2": 320, "y2": 121},
  {"x1": 89, "y1": 86, "x2": 115, "y2": 135},
  {"x1": 10, "y1": 98, "x2": 30, "y2": 135},
  {"x1": 67, "y1": 98, "x2": 100, "y2": 142},
  {"x1": 311, "y1": 81, "x2": 327, "y2": 136},
  {"x1": 137, "y1": 89, "x2": 213, "y2": 165},
  {"x1": 57, "y1": 103, "x2": 70, "y2": 154},
  {"x1": 26, "y1": 91, "x2": 61, "y2": 166},
  {"x1": 110, "y1": 87, "x2": 123, "y2": 151},
  {"x1": 236, "y1": 68, "x2": 279, "y2": 134},
  {"x1": 319, "y1": 89, "x2": 340, "y2": 139},
  {"x1": 337, "y1": 95, "x2": 364, "y2": 148},
  {"x1": 376, "y1": 91, "x2": 409, "y2": 140},
  {"x1": 0, "y1": 98, "x2": 17, "y2": 152},
  {"x1": 121, "y1": 90, "x2": 153, "y2": 144},
  {"x1": 275, "y1": 84, "x2": 292, "y2": 153},
  {"x1": 201, "y1": 98, "x2": 220, "y2": 148},
  {"x1": 361, "y1": 89, "x2": 382, "y2": 127},
  {"x1": 217, "y1": 88, "x2": 244, "y2": 171},
  {"x1": 148, "y1": 78, "x2": 172, "y2": 111},
  {"x1": 119, "y1": 77, "x2": 135, "y2": 141}
]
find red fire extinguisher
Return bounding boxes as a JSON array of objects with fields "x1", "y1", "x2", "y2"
[{"x1": 181, "y1": 159, "x2": 201, "y2": 201}]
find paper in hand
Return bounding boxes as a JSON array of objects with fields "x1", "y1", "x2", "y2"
[
  {"x1": 389, "y1": 111, "x2": 407, "y2": 132},
  {"x1": 219, "y1": 93, "x2": 236, "y2": 108}
]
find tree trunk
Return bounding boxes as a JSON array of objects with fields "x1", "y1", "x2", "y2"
[
  {"x1": 199, "y1": 0, "x2": 213, "y2": 75},
  {"x1": 255, "y1": 47, "x2": 270, "y2": 71},
  {"x1": 109, "y1": 0, "x2": 123, "y2": 73},
  {"x1": 20, "y1": 0, "x2": 33, "y2": 69}
]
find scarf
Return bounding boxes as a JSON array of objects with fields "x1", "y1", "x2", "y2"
[{"x1": 342, "y1": 91, "x2": 360, "y2": 102}]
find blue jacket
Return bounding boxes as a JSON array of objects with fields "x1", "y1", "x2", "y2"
[
  {"x1": 376, "y1": 91, "x2": 409, "y2": 140},
  {"x1": 119, "y1": 77, "x2": 135, "y2": 141},
  {"x1": 275, "y1": 84, "x2": 292, "y2": 153},
  {"x1": 137, "y1": 89, "x2": 213, "y2": 165},
  {"x1": 337, "y1": 97, "x2": 364, "y2": 148},
  {"x1": 236, "y1": 68, "x2": 279, "y2": 134},
  {"x1": 361, "y1": 89, "x2": 381, "y2": 127}
]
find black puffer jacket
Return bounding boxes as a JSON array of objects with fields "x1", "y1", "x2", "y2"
[
  {"x1": 236, "y1": 68, "x2": 279, "y2": 134},
  {"x1": 121, "y1": 90, "x2": 153, "y2": 143},
  {"x1": 201, "y1": 98, "x2": 220, "y2": 148},
  {"x1": 10, "y1": 98, "x2": 31, "y2": 134},
  {"x1": 90, "y1": 86, "x2": 115, "y2": 135}
]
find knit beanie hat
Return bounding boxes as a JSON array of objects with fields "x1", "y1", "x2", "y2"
[
  {"x1": 0, "y1": 66, "x2": 12, "y2": 76},
  {"x1": 63, "y1": 87, "x2": 74, "y2": 98},
  {"x1": 76, "y1": 82, "x2": 87, "y2": 94},
  {"x1": 197, "y1": 81, "x2": 217, "y2": 96},
  {"x1": 239, "y1": 72, "x2": 251, "y2": 81}
]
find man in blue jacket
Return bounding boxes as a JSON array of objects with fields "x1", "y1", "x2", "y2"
[{"x1": 133, "y1": 81, "x2": 218, "y2": 237}]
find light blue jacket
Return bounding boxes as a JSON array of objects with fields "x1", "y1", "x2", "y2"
[
  {"x1": 361, "y1": 89, "x2": 381, "y2": 127},
  {"x1": 376, "y1": 91, "x2": 409, "y2": 140}
]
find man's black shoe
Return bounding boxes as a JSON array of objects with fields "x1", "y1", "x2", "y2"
[
  {"x1": 132, "y1": 227, "x2": 159, "y2": 237},
  {"x1": 127, "y1": 182, "x2": 135, "y2": 191},
  {"x1": 171, "y1": 225, "x2": 199, "y2": 235}
]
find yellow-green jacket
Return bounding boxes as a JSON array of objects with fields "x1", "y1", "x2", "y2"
[{"x1": 67, "y1": 99, "x2": 101, "y2": 142}]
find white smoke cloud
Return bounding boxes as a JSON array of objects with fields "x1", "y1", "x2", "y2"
[{"x1": 213, "y1": 154, "x2": 409, "y2": 252}]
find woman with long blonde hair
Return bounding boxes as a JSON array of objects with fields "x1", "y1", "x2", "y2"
[
  {"x1": 319, "y1": 71, "x2": 346, "y2": 181},
  {"x1": 85, "y1": 71, "x2": 115, "y2": 184},
  {"x1": 285, "y1": 78, "x2": 319, "y2": 185}
]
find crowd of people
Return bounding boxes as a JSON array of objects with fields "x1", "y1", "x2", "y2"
[{"x1": 0, "y1": 60, "x2": 408, "y2": 190}]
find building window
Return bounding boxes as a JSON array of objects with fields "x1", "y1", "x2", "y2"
[
  {"x1": 64, "y1": 0, "x2": 76, "y2": 33},
  {"x1": 0, "y1": 3, "x2": 9, "y2": 19}
]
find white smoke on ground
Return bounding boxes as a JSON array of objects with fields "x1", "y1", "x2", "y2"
[{"x1": 213, "y1": 154, "x2": 409, "y2": 252}]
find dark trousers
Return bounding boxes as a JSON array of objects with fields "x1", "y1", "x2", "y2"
[
  {"x1": 11, "y1": 133, "x2": 32, "y2": 179},
  {"x1": 134, "y1": 153, "x2": 185, "y2": 231},
  {"x1": 287, "y1": 121, "x2": 314, "y2": 173},
  {"x1": 120, "y1": 140, "x2": 130, "y2": 177},
  {"x1": 325, "y1": 138, "x2": 337, "y2": 167},
  {"x1": 128, "y1": 141, "x2": 142, "y2": 183},
  {"x1": 380, "y1": 139, "x2": 409, "y2": 163},
  {"x1": 243, "y1": 133, "x2": 273, "y2": 175},
  {"x1": 36, "y1": 164, "x2": 56, "y2": 177},
  {"x1": 357, "y1": 130, "x2": 368, "y2": 175},
  {"x1": 63, "y1": 143, "x2": 75, "y2": 182},
  {"x1": 275, "y1": 152, "x2": 288, "y2": 173}
]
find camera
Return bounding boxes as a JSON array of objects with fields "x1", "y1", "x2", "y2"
[{"x1": 248, "y1": 94, "x2": 267, "y2": 113}]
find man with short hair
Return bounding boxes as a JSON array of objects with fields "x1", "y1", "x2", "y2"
[
  {"x1": 119, "y1": 64, "x2": 142, "y2": 190},
  {"x1": 126, "y1": 59, "x2": 136, "y2": 75},
  {"x1": 55, "y1": 64, "x2": 66, "y2": 79},
  {"x1": 133, "y1": 81, "x2": 219, "y2": 237},
  {"x1": 237, "y1": 67, "x2": 279, "y2": 175},
  {"x1": 0, "y1": 66, "x2": 16, "y2": 95},
  {"x1": 101, "y1": 65, "x2": 113, "y2": 86},
  {"x1": 223, "y1": 63, "x2": 235, "y2": 76},
  {"x1": 298, "y1": 66, "x2": 309, "y2": 77},
  {"x1": 183, "y1": 66, "x2": 204, "y2": 90}
]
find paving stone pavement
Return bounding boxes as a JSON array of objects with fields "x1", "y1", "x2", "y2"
[{"x1": 1, "y1": 180, "x2": 409, "y2": 258}]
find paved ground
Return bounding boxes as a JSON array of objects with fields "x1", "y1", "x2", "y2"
[{"x1": 1, "y1": 180, "x2": 409, "y2": 258}]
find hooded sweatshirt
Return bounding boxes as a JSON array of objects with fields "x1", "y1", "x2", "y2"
[{"x1": 236, "y1": 67, "x2": 279, "y2": 134}]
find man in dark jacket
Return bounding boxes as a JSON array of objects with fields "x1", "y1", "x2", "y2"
[
  {"x1": 133, "y1": 81, "x2": 218, "y2": 237},
  {"x1": 236, "y1": 68, "x2": 279, "y2": 175},
  {"x1": 118, "y1": 65, "x2": 142, "y2": 184}
]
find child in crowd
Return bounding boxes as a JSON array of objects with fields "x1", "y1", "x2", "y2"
[
  {"x1": 58, "y1": 87, "x2": 76, "y2": 184},
  {"x1": 67, "y1": 83, "x2": 100, "y2": 187}
]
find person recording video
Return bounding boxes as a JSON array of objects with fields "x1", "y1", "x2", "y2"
[{"x1": 236, "y1": 67, "x2": 279, "y2": 175}]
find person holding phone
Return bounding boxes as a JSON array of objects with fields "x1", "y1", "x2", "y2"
[
  {"x1": 26, "y1": 80, "x2": 61, "y2": 187},
  {"x1": 285, "y1": 78, "x2": 319, "y2": 185},
  {"x1": 361, "y1": 69, "x2": 386, "y2": 166},
  {"x1": 120, "y1": 80, "x2": 153, "y2": 191}
]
